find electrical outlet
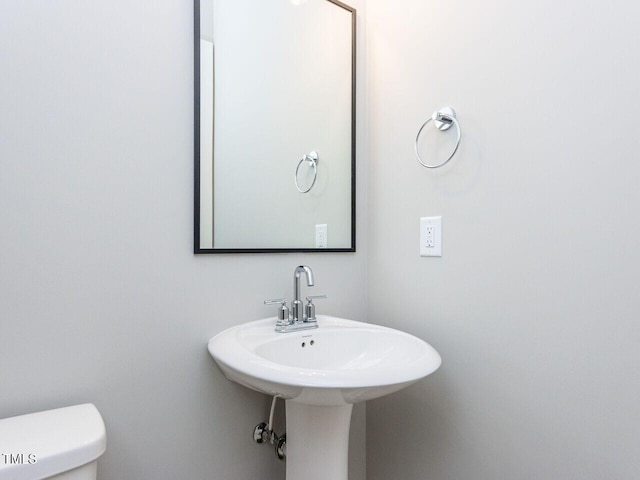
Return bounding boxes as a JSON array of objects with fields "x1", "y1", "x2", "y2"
[
  {"x1": 425, "y1": 225, "x2": 435, "y2": 247},
  {"x1": 420, "y1": 216, "x2": 442, "y2": 256},
  {"x1": 315, "y1": 224, "x2": 327, "y2": 248}
]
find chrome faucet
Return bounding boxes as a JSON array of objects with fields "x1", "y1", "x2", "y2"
[
  {"x1": 292, "y1": 265, "x2": 314, "y2": 322},
  {"x1": 264, "y1": 265, "x2": 326, "y2": 333}
]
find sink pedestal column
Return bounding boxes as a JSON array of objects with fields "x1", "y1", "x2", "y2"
[{"x1": 285, "y1": 401, "x2": 353, "y2": 480}]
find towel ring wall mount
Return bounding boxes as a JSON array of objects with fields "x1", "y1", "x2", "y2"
[
  {"x1": 295, "y1": 151, "x2": 319, "y2": 193},
  {"x1": 415, "y1": 106, "x2": 461, "y2": 169}
]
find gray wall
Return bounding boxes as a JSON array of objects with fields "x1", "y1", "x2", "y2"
[
  {"x1": 4, "y1": 1, "x2": 639, "y2": 479},
  {"x1": 0, "y1": 1, "x2": 367, "y2": 479},
  {"x1": 366, "y1": 0, "x2": 640, "y2": 478}
]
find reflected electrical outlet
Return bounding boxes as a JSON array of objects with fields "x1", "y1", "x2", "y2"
[{"x1": 316, "y1": 224, "x2": 328, "y2": 248}]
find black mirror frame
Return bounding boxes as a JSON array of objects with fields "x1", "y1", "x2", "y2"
[{"x1": 193, "y1": 0, "x2": 356, "y2": 254}]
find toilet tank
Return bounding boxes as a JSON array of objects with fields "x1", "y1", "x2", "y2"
[{"x1": 0, "y1": 404, "x2": 106, "y2": 480}]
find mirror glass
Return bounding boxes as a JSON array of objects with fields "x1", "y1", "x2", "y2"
[{"x1": 195, "y1": 0, "x2": 356, "y2": 253}]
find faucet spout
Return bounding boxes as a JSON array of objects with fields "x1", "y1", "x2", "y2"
[
  {"x1": 292, "y1": 266, "x2": 314, "y2": 322},
  {"x1": 295, "y1": 265, "x2": 314, "y2": 287}
]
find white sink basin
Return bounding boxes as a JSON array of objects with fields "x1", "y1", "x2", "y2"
[
  {"x1": 208, "y1": 315, "x2": 441, "y2": 480},
  {"x1": 208, "y1": 315, "x2": 441, "y2": 406}
]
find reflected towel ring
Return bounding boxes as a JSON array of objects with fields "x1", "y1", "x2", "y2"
[
  {"x1": 415, "y1": 107, "x2": 461, "y2": 169},
  {"x1": 295, "y1": 151, "x2": 319, "y2": 193}
]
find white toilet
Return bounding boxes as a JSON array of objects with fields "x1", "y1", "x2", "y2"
[{"x1": 0, "y1": 404, "x2": 106, "y2": 480}]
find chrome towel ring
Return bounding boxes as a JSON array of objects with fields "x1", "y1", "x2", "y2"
[
  {"x1": 415, "y1": 106, "x2": 461, "y2": 169},
  {"x1": 295, "y1": 151, "x2": 319, "y2": 193}
]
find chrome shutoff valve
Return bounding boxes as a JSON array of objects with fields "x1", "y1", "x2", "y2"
[
  {"x1": 276, "y1": 434, "x2": 286, "y2": 460},
  {"x1": 253, "y1": 422, "x2": 269, "y2": 444}
]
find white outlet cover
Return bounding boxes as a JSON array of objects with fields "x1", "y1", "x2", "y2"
[
  {"x1": 316, "y1": 224, "x2": 328, "y2": 248},
  {"x1": 420, "y1": 216, "x2": 442, "y2": 257}
]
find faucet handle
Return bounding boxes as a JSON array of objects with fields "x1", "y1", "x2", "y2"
[
  {"x1": 305, "y1": 295, "x2": 327, "y2": 302},
  {"x1": 304, "y1": 295, "x2": 327, "y2": 322},
  {"x1": 264, "y1": 299, "x2": 290, "y2": 325},
  {"x1": 264, "y1": 298, "x2": 288, "y2": 304}
]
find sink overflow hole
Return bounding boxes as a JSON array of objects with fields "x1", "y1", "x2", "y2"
[{"x1": 301, "y1": 340, "x2": 315, "y2": 348}]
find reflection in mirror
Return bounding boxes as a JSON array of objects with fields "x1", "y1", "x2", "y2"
[{"x1": 195, "y1": 0, "x2": 356, "y2": 253}]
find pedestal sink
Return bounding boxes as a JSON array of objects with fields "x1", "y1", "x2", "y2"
[{"x1": 208, "y1": 315, "x2": 441, "y2": 480}]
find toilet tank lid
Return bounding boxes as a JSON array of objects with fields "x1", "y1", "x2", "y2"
[{"x1": 0, "y1": 403, "x2": 106, "y2": 480}]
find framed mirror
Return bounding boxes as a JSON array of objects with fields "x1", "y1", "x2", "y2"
[{"x1": 194, "y1": 0, "x2": 356, "y2": 253}]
